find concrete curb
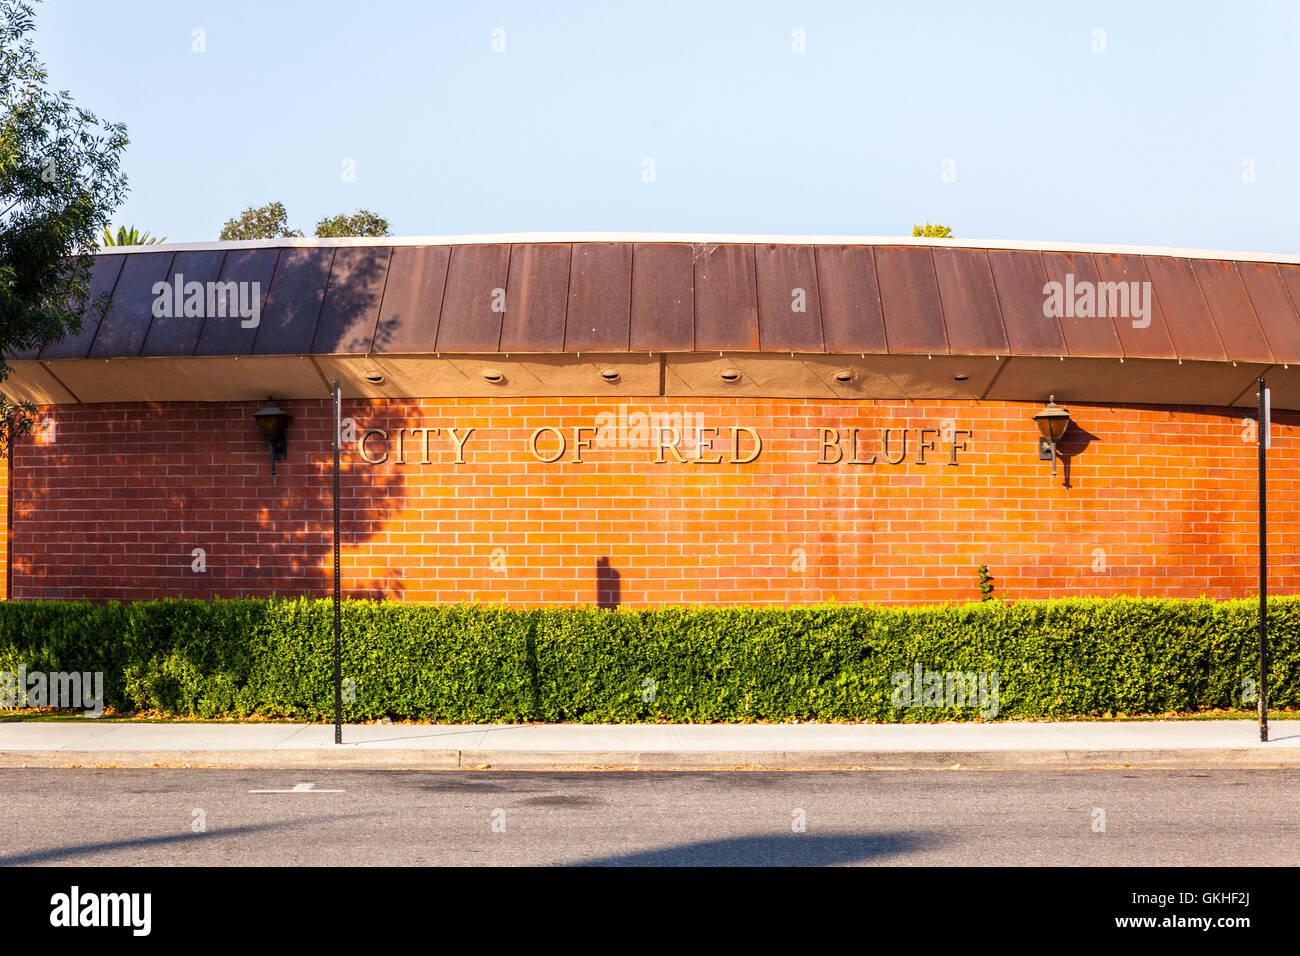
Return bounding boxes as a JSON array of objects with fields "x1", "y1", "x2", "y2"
[{"x1": 4, "y1": 748, "x2": 1300, "y2": 771}]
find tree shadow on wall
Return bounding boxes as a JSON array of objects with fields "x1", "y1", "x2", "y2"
[
  {"x1": 8, "y1": 399, "x2": 411, "y2": 602},
  {"x1": 9, "y1": 246, "x2": 407, "y2": 602}
]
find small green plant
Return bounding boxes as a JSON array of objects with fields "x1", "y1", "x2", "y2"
[
  {"x1": 102, "y1": 225, "x2": 164, "y2": 246},
  {"x1": 977, "y1": 564, "x2": 995, "y2": 601},
  {"x1": 912, "y1": 222, "x2": 954, "y2": 238}
]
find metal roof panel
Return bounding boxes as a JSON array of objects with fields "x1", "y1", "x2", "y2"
[
  {"x1": 312, "y1": 245, "x2": 391, "y2": 355},
  {"x1": 630, "y1": 242, "x2": 693, "y2": 351},
  {"x1": 1142, "y1": 255, "x2": 1226, "y2": 362},
  {"x1": 500, "y1": 243, "x2": 571, "y2": 352},
  {"x1": 932, "y1": 247, "x2": 1008, "y2": 355},
  {"x1": 372, "y1": 245, "x2": 449, "y2": 354},
  {"x1": 814, "y1": 245, "x2": 887, "y2": 353},
  {"x1": 1238, "y1": 261, "x2": 1300, "y2": 365},
  {"x1": 565, "y1": 242, "x2": 632, "y2": 351},
  {"x1": 253, "y1": 247, "x2": 334, "y2": 355},
  {"x1": 434, "y1": 244, "x2": 511, "y2": 351},
  {"x1": 193, "y1": 249, "x2": 279, "y2": 357},
  {"x1": 33, "y1": 254, "x2": 125, "y2": 360},
  {"x1": 875, "y1": 245, "x2": 948, "y2": 354},
  {"x1": 88, "y1": 251, "x2": 175, "y2": 359},
  {"x1": 1191, "y1": 259, "x2": 1273, "y2": 364},
  {"x1": 1039, "y1": 251, "x2": 1123, "y2": 358},
  {"x1": 139, "y1": 249, "x2": 227, "y2": 357},
  {"x1": 755, "y1": 243, "x2": 823, "y2": 351},
  {"x1": 694, "y1": 243, "x2": 759, "y2": 351},
  {"x1": 1092, "y1": 253, "x2": 1176, "y2": 359},
  {"x1": 987, "y1": 250, "x2": 1063, "y2": 356}
]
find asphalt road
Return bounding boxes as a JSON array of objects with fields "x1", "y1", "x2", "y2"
[{"x1": 1, "y1": 768, "x2": 1297, "y2": 866}]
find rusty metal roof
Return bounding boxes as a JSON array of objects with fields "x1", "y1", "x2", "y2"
[
  {"x1": 8, "y1": 237, "x2": 1300, "y2": 411},
  {"x1": 19, "y1": 238, "x2": 1297, "y2": 362}
]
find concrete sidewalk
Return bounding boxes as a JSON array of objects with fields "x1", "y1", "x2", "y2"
[{"x1": 1, "y1": 719, "x2": 1298, "y2": 769}]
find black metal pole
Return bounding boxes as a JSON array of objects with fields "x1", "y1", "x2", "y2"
[
  {"x1": 333, "y1": 380, "x2": 342, "y2": 745},
  {"x1": 1258, "y1": 379, "x2": 1268, "y2": 742}
]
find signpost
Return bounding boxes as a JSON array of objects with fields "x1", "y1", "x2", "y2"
[
  {"x1": 1258, "y1": 379, "x2": 1269, "y2": 743},
  {"x1": 333, "y1": 380, "x2": 343, "y2": 745}
]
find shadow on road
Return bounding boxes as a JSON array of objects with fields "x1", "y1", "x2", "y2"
[
  {"x1": 0, "y1": 813, "x2": 373, "y2": 866},
  {"x1": 570, "y1": 830, "x2": 934, "y2": 866}
]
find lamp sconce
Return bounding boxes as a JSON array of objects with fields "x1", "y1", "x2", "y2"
[
  {"x1": 1032, "y1": 395, "x2": 1071, "y2": 477},
  {"x1": 252, "y1": 397, "x2": 290, "y2": 475}
]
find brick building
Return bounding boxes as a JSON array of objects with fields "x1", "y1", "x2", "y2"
[{"x1": 4, "y1": 235, "x2": 1299, "y2": 606}]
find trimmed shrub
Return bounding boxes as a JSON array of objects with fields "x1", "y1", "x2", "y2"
[{"x1": 0, "y1": 597, "x2": 1293, "y2": 722}]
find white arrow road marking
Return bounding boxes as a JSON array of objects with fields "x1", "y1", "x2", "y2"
[{"x1": 249, "y1": 782, "x2": 345, "y2": 793}]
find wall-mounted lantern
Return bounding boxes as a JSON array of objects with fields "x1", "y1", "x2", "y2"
[
  {"x1": 1032, "y1": 395, "x2": 1071, "y2": 477},
  {"x1": 252, "y1": 397, "x2": 290, "y2": 475}
]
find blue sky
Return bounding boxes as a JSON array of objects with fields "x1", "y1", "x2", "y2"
[{"x1": 36, "y1": 0, "x2": 1300, "y2": 251}]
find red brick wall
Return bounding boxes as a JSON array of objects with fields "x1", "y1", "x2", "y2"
[
  {"x1": 7, "y1": 397, "x2": 1298, "y2": 605},
  {"x1": 0, "y1": 440, "x2": 7, "y2": 601}
]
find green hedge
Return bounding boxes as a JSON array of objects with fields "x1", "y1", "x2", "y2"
[{"x1": 0, "y1": 597, "x2": 1294, "y2": 722}]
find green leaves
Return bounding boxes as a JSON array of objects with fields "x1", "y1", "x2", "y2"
[
  {"x1": 216, "y1": 203, "x2": 390, "y2": 240},
  {"x1": 0, "y1": 0, "x2": 128, "y2": 453},
  {"x1": 313, "y1": 209, "x2": 389, "y2": 238},
  {"x1": 0, "y1": 596, "x2": 1294, "y2": 721},
  {"x1": 217, "y1": 201, "x2": 302, "y2": 241},
  {"x1": 102, "y1": 224, "x2": 162, "y2": 246}
]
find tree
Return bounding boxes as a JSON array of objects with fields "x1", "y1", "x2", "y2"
[
  {"x1": 912, "y1": 222, "x2": 954, "y2": 238},
  {"x1": 0, "y1": 0, "x2": 129, "y2": 452},
  {"x1": 103, "y1": 225, "x2": 162, "y2": 246},
  {"x1": 218, "y1": 203, "x2": 391, "y2": 240},
  {"x1": 218, "y1": 201, "x2": 302, "y2": 240},
  {"x1": 314, "y1": 209, "x2": 390, "y2": 238}
]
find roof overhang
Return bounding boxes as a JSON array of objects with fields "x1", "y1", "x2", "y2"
[
  {"x1": 6, "y1": 352, "x2": 1291, "y2": 412},
  {"x1": 8, "y1": 237, "x2": 1300, "y2": 410}
]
